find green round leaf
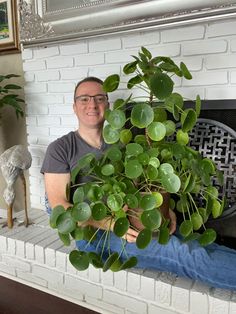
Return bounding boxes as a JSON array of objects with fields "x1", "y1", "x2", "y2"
[
  {"x1": 72, "y1": 202, "x2": 92, "y2": 222},
  {"x1": 161, "y1": 173, "x2": 181, "y2": 193},
  {"x1": 107, "y1": 146, "x2": 122, "y2": 161},
  {"x1": 107, "y1": 109, "x2": 126, "y2": 129},
  {"x1": 57, "y1": 211, "x2": 76, "y2": 234},
  {"x1": 88, "y1": 252, "x2": 103, "y2": 268},
  {"x1": 149, "y1": 157, "x2": 160, "y2": 168},
  {"x1": 120, "y1": 256, "x2": 138, "y2": 270},
  {"x1": 107, "y1": 194, "x2": 123, "y2": 211},
  {"x1": 198, "y1": 229, "x2": 216, "y2": 246},
  {"x1": 125, "y1": 160, "x2": 143, "y2": 179},
  {"x1": 103, "y1": 74, "x2": 120, "y2": 92},
  {"x1": 136, "y1": 228, "x2": 152, "y2": 249},
  {"x1": 150, "y1": 73, "x2": 174, "y2": 100},
  {"x1": 50, "y1": 205, "x2": 65, "y2": 228},
  {"x1": 141, "y1": 208, "x2": 162, "y2": 230},
  {"x1": 146, "y1": 164, "x2": 158, "y2": 180},
  {"x1": 58, "y1": 232, "x2": 71, "y2": 246},
  {"x1": 103, "y1": 124, "x2": 120, "y2": 144},
  {"x1": 131, "y1": 103, "x2": 154, "y2": 128},
  {"x1": 69, "y1": 250, "x2": 89, "y2": 271},
  {"x1": 120, "y1": 129, "x2": 132, "y2": 144},
  {"x1": 191, "y1": 212, "x2": 203, "y2": 230},
  {"x1": 124, "y1": 194, "x2": 139, "y2": 209},
  {"x1": 92, "y1": 202, "x2": 108, "y2": 220},
  {"x1": 181, "y1": 109, "x2": 197, "y2": 132},
  {"x1": 212, "y1": 199, "x2": 221, "y2": 218},
  {"x1": 73, "y1": 187, "x2": 84, "y2": 204},
  {"x1": 140, "y1": 194, "x2": 157, "y2": 211},
  {"x1": 101, "y1": 164, "x2": 115, "y2": 176},
  {"x1": 138, "y1": 152, "x2": 150, "y2": 165},
  {"x1": 123, "y1": 61, "x2": 138, "y2": 74},
  {"x1": 103, "y1": 252, "x2": 119, "y2": 272},
  {"x1": 147, "y1": 121, "x2": 166, "y2": 141},
  {"x1": 159, "y1": 163, "x2": 174, "y2": 174},
  {"x1": 70, "y1": 226, "x2": 84, "y2": 240},
  {"x1": 126, "y1": 143, "x2": 143, "y2": 156},
  {"x1": 153, "y1": 107, "x2": 167, "y2": 122},
  {"x1": 113, "y1": 217, "x2": 130, "y2": 237},
  {"x1": 163, "y1": 120, "x2": 176, "y2": 136},
  {"x1": 179, "y1": 220, "x2": 193, "y2": 237},
  {"x1": 87, "y1": 185, "x2": 104, "y2": 202}
]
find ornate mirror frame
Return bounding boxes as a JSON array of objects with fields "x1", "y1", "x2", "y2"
[{"x1": 19, "y1": 0, "x2": 236, "y2": 47}]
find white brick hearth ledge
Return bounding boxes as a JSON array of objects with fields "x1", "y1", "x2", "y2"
[{"x1": 0, "y1": 208, "x2": 235, "y2": 314}]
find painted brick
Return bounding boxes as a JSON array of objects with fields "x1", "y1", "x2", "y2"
[
  {"x1": 205, "y1": 55, "x2": 236, "y2": 69},
  {"x1": 183, "y1": 71, "x2": 228, "y2": 86},
  {"x1": 122, "y1": 30, "x2": 160, "y2": 48},
  {"x1": 49, "y1": 105, "x2": 73, "y2": 115},
  {"x1": 114, "y1": 270, "x2": 127, "y2": 291},
  {"x1": 175, "y1": 87, "x2": 205, "y2": 100},
  {"x1": 155, "y1": 273, "x2": 176, "y2": 306},
  {"x1": 21, "y1": 48, "x2": 33, "y2": 60},
  {"x1": 209, "y1": 294, "x2": 230, "y2": 314},
  {"x1": 46, "y1": 56, "x2": 74, "y2": 69},
  {"x1": 23, "y1": 60, "x2": 46, "y2": 71},
  {"x1": 27, "y1": 126, "x2": 49, "y2": 136},
  {"x1": 231, "y1": 71, "x2": 236, "y2": 83},
  {"x1": 207, "y1": 20, "x2": 236, "y2": 38},
  {"x1": 24, "y1": 72, "x2": 35, "y2": 82},
  {"x1": 17, "y1": 270, "x2": 48, "y2": 287},
  {"x1": 183, "y1": 40, "x2": 227, "y2": 56},
  {"x1": 88, "y1": 64, "x2": 120, "y2": 79},
  {"x1": 162, "y1": 25, "x2": 205, "y2": 43},
  {"x1": 65, "y1": 274, "x2": 103, "y2": 299},
  {"x1": 36, "y1": 70, "x2": 60, "y2": 82},
  {"x1": 174, "y1": 56, "x2": 203, "y2": 71},
  {"x1": 15, "y1": 239, "x2": 25, "y2": 258},
  {"x1": 55, "y1": 251, "x2": 67, "y2": 272},
  {"x1": 48, "y1": 82, "x2": 75, "y2": 93},
  {"x1": 60, "y1": 115, "x2": 77, "y2": 126},
  {"x1": 140, "y1": 274, "x2": 155, "y2": 301},
  {"x1": 2, "y1": 255, "x2": 31, "y2": 272},
  {"x1": 105, "y1": 49, "x2": 138, "y2": 63},
  {"x1": 206, "y1": 87, "x2": 236, "y2": 99},
  {"x1": 26, "y1": 116, "x2": 37, "y2": 126},
  {"x1": 26, "y1": 104, "x2": 49, "y2": 115},
  {"x1": 103, "y1": 289, "x2": 147, "y2": 314},
  {"x1": 7, "y1": 238, "x2": 16, "y2": 255},
  {"x1": 101, "y1": 270, "x2": 114, "y2": 287},
  {"x1": 24, "y1": 82, "x2": 47, "y2": 94},
  {"x1": 32, "y1": 264, "x2": 64, "y2": 289},
  {"x1": 60, "y1": 67, "x2": 88, "y2": 80},
  {"x1": 85, "y1": 296, "x2": 125, "y2": 314},
  {"x1": 50, "y1": 127, "x2": 74, "y2": 137},
  {"x1": 75, "y1": 53, "x2": 105, "y2": 66},
  {"x1": 148, "y1": 304, "x2": 176, "y2": 314},
  {"x1": 89, "y1": 37, "x2": 121, "y2": 52},
  {"x1": 26, "y1": 94, "x2": 64, "y2": 104},
  {"x1": 88, "y1": 265, "x2": 101, "y2": 283},
  {"x1": 25, "y1": 242, "x2": 35, "y2": 259},
  {"x1": 37, "y1": 116, "x2": 61, "y2": 126},
  {"x1": 231, "y1": 39, "x2": 236, "y2": 52},
  {"x1": 0, "y1": 262, "x2": 16, "y2": 276},
  {"x1": 34, "y1": 46, "x2": 59, "y2": 59},
  {"x1": 0, "y1": 235, "x2": 7, "y2": 252},
  {"x1": 171, "y1": 277, "x2": 192, "y2": 312},
  {"x1": 149, "y1": 44, "x2": 181, "y2": 58},
  {"x1": 59, "y1": 42, "x2": 88, "y2": 55},
  {"x1": 127, "y1": 271, "x2": 140, "y2": 294},
  {"x1": 190, "y1": 281, "x2": 210, "y2": 314}
]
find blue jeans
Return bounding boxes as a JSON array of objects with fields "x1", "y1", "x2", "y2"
[{"x1": 45, "y1": 199, "x2": 236, "y2": 291}]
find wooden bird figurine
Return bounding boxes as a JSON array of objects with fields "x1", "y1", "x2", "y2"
[{"x1": 0, "y1": 145, "x2": 32, "y2": 228}]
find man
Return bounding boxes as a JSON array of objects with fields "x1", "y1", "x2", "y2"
[{"x1": 41, "y1": 77, "x2": 236, "y2": 290}]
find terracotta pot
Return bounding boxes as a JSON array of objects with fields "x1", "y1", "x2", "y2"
[{"x1": 128, "y1": 190, "x2": 170, "y2": 231}]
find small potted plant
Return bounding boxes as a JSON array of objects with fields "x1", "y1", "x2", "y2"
[
  {"x1": 0, "y1": 74, "x2": 24, "y2": 119},
  {"x1": 50, "y1": 47, "x2": 224, "y2": 272}
]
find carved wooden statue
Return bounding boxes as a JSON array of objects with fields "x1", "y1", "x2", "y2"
[{"x1": 0, "y1": 145, "x2": 32, "y2": 228}]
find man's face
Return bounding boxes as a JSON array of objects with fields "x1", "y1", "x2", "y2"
[{"x1": 73, "y1": 81, "x2": 109, "y2": 129}]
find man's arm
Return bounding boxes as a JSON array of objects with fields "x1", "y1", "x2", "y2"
[{"x1": 44, "y1": 173, "x2": 71, "y2": 209}]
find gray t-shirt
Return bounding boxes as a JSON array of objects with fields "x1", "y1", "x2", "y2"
[{"x1": 41, "y1": 131, "x2": 109, "y2": 175}]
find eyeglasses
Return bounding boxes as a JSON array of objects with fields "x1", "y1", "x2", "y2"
[{"x1": 75, "y1": 94, "x2": 108, "y2": 105}]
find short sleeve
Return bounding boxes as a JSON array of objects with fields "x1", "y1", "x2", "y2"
[{"x1": 41, "y1": 139, "x2": 70, "y2": 174}]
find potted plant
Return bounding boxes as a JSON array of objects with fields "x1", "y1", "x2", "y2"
[
  {"x1": 50, "y1": 47, "x2": 224, "y2": 272},
  {"x1": 0, "y1": 74, "x2": 24, "y2": 119}
]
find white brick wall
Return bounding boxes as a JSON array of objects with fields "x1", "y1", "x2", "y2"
[{"x1": 0, "y1": 209, "x2": 235, "y2": 314}]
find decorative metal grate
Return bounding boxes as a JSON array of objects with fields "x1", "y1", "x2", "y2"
[{"x1": 188, "y1": 119, "x2": 236, "y2": 210}]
